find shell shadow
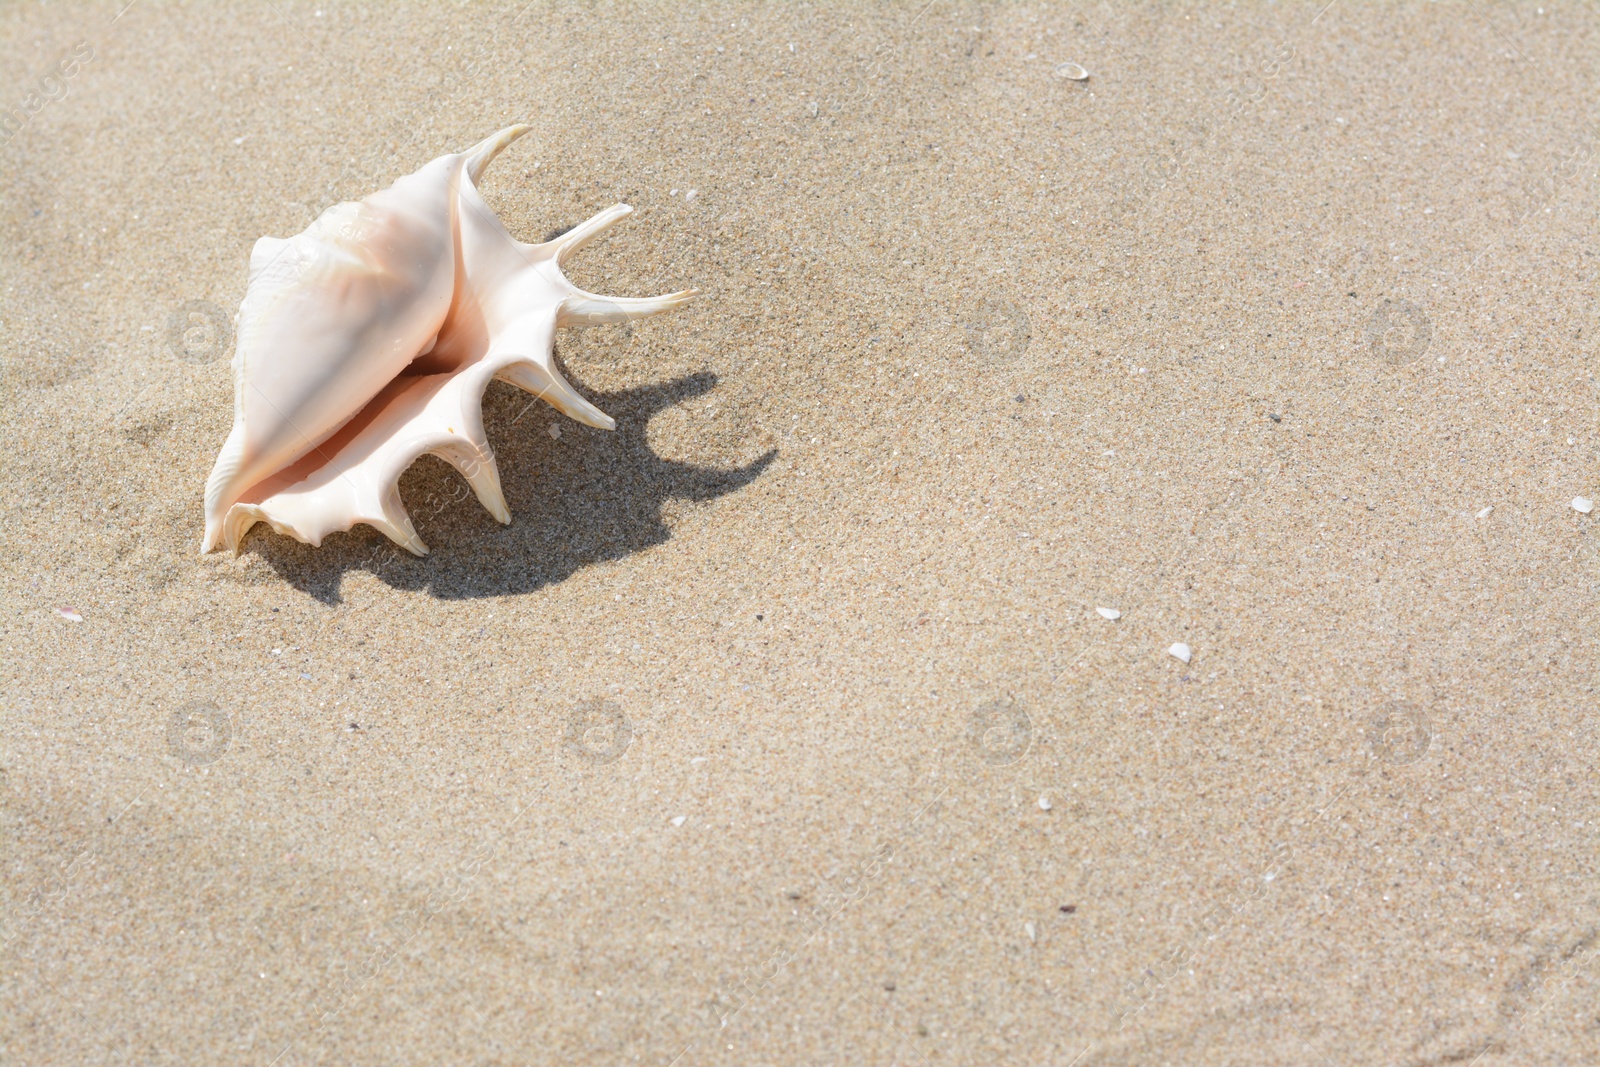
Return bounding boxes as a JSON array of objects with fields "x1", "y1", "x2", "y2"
[{"x1": 246, "y1": 370, "x2": 775, "y2": 602}]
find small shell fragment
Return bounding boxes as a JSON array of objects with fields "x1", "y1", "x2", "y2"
[
  {"x1": 1096, "y1": 606, "x2": 1121, "y2": 620},
  {"x1": 56, "y1": 606, "x2": 83, "y2": 623},
  {"x1": 1574, "y1": 496, "x2": 1594, "y2": 514},
  {"x1": 1053, "y1": 61, "x2": 1089, "y2": 80},
  {"x1": 1169, "y1": 642, "x2": 1192, "y2": 664},
  {"x1": 670, "y1": 815, "x2": 687, "y2": 827},
  {"x1": 1038, "y1": 795, "x2": 1052, "y2": 810},
  {"x1": 1025, "y1": 921, "x2": 1038, "y2": 943},
  {"x1": 1476, "y1": 506, "x2": 1494, "y2": 519}
]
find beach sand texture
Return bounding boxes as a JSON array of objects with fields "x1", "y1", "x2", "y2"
[{"x1": 2, "y1": 2, "x2": 1598, "y2": 1064}]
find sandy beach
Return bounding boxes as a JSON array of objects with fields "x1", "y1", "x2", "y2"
[{"x1": 3, "y1": 2, "x2": 1597, "y2": 1063}]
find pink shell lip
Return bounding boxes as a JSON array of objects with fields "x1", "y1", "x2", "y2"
[{"x1": 201, "y1": 125, "x2": 715, "y2": 558}]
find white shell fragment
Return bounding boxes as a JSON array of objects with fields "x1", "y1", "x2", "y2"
[
  {"x1": 1168, "y1": 642, "x2": 1192, "y2": 664},
  {"x1": 1096, "y1": 606, "x2": 1121, "y2": 620},
  {"x1": 1574, "y1": 496, "x2": 1594, "y2": 515},
  {"x1": 1475, "y1": 506, "x2": 1494, "y2": 519},
  {"x1": 201, "y1": 124, "x2": 698, "y2": 555},
  {"x1": 1054, "y1": 61, "x2": 1089, "y2": 80}
]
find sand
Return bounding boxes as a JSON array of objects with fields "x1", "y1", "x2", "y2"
[{"x1": 2, "y1": 2, "x2": 1597, "y2": 1064}]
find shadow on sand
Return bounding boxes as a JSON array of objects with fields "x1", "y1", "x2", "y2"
[{"x1": 244, "y1": 370, "x2": 775, "y2": 603}]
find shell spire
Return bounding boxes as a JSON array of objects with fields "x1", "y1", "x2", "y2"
[{"x1": 200, "y1": 125, "x2": 699, "y2": 555}]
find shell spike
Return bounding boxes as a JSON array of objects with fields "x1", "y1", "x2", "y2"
[
  {"x1": 374, "y1": 487, "x2": 429, "y2": 556},
  {"x1": 557, "y1": 288, "x2": 701, "y2": 327},
  {"x1": 498, "y1": 360, "x2": 615, "y2": 430},
  {"x1": 437, "y1": 440, "x2": 512, "y2": 525},
  {"x1": 547, "y1": 204, "x2": 633, "y2": 265},
  {"x1": 463, "y1": 124, "x2": 533, "y2": 184}
]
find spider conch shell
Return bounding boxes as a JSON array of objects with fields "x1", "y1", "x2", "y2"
[{"x1": 201, "y1": 124, "x2": 697, "y2": 555}]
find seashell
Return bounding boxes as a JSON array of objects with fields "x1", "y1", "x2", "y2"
[{"x1": 201, "y1": 124, "x2": 698, "y2": 555}]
